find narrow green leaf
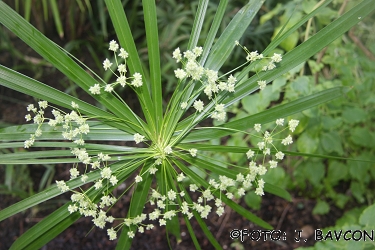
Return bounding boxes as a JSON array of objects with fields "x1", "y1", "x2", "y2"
[
  {"x1": 176, "y1": 152, "x2": 239, "y2": 179},
  {"x1": 50, "y1": 0, "x2": 64, "y2": 38},
  {"x1": 182, "y1": 214, "x2": 201, "y2": 249},
  {"x1": 0, "y1": 152, "x2": 149, "y2": 165},
  {"x1": 178, "y1": 143, "x2": 249, "y2": 153},
  {"x1": 0, "y1": 121, "x2": 134, "y2": 142},
  {"x1": 187, "y1": 0, "x2": 208, "y2": 50},
  {"x1": 264, "y1": 183, "x2": 291, "y2": 201},
  {"x1": 199, "y1": 0, "x2": 228, "y2": 65},
  {"x1": 142, "y1": 0, "x2": 162, "y2": 133},
  {"x1": 10, "y1": 203, "x2": 81, "y2": 250},
  {"x1": 178, "y1": 143, "x2": 375, "y2": 164},
  {"x1": 24, "y1": 0, "x2": 31, "y2": 21},
  {"x1": 129, "y1": 168, "x2": 152, "y2": 217},
  {"x1": 96, "y1": 0, "x2": 107, "y2": 37},
  {"x1": 223, "y1": 196, "x2": 272, "y2": 229},
  {"x1": 0, "y1": 65, "x2": 115, "y2": 124},
  {"x1": 1, "y1": 150, "x2": 73, "y2": 160},
  {"x1": 42, "y1": 0, "x2": 48, "y2": 21},
  {"x1": 0, "y1": 141, "x2": 146, "y2": 155},
  {"x1": 164, "y1": 161, "x2": 181, "y2": 244}
]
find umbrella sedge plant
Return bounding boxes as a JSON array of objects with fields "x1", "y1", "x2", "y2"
[{"x1": 0, "y1": 0, "x2": 374, "y2": 249}]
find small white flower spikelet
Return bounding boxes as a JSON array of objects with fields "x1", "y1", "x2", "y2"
[
  {"x1": 258, "y1": 80, "x2": 266, "y2": 90},
  {"x1": 89, "y1": 84, "x2": 101, "y2": 95},
  {"x1": 276, "y1": 118, "x2": 284, "y2": 126},
  {"x1": 135, "y1": 175, "x2": 143, "y2": 183},
  {"x1": 282, "y1": 135, "x2": 293, "y2": 145},
  {"x1": 134, "y1": 133, "x2": 145, "y2": 144},
  {"x1": 289, "y1": 119, "x2": 299, "y2": 132},
  {"x1": 189, "y1": 148, "x2": 198, "y2": 157},
  {"x1": 164, "y1": 145, "x2": 173, "y2": 155},
  {"x1": 271, "y1": 53, "x2": 282, "y2": 63},
  {"x1": 119, "y1": 48, "x2": 128, "y2": 59},
  {"x1": 180, "y1": 102, "x2": 188, "y2": 109},
  {"x1": 109, "y1": 40, "x2": 119, "y2": 52},
  {"x1": 193, "y1": 100, "x2": 204, "y2": 112},
  {"x1": 254, "y1": 124, "x2": 261, "y2": 132},
  {"x1": 103, "y1": 59, "x2": 112, "y2": 71},
  {"x1": 56, "y1": 180, "x2": 69, "y2": 192}
]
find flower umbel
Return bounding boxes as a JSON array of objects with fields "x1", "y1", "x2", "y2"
[{"x1": 89, "y1": 41, "x2": 143, "y2": 95}]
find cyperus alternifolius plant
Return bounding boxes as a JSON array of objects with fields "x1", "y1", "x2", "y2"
[{"x1": 0, "y1": 0, "x2": 374, "y2": 248}]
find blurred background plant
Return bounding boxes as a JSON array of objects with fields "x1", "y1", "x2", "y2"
[{"x1": 296, "y1": 202, "x2": 375, "y2": 249}]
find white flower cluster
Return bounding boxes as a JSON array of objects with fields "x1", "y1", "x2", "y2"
[
  {"x1": 24, "y1": 101, "x2": 90, "y2": 148},
  {"x1": 89, "y1": 40, "x2": 143, "y2": 95},
  {"x1": 172, "y1": 47, "x2": 238, "y2": 122},
  {"x1": 53, "y1": 141, "x2": 121, "y2": 241},
  {"x1": 262, "y1": 53, "x2": 283, "y2": 71},
  {"x1": 134, "y1": 133, "x2": 145, "y2": 144},
  {"x1": 235, "y1": 41, "x2": 283, "y2": 91},
  {"x1": 25, "y1": 100, "x2": 119, "y2": 190},
  {"x1": 24, "y1": 101, "x2": 48, "y2": 148},
  {"x1": 68, "y1": 192, "x2": 116, "y2": 232},
  {"x1": 235, "y1": 41, "x2": 282, "y2": 72},
  {"x1": 116, "y1": 172, "x2": 226, "y2": 239},
  {"x1": 56, "y1": 177, "x2": 120, "y2": 240},
  {"x1": 173, "y1": 44, "x2": 283, "y2": 123},
  {"x1": 241, "y1": 118, "x2": 300, "y2": 195},
  {"x1": 52, "y1": 114, "x2": 299, "y2": 240}
]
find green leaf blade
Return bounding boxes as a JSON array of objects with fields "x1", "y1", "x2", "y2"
[{"x1": 143, "y1": 0, "x2": 163, "y2": 133}]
